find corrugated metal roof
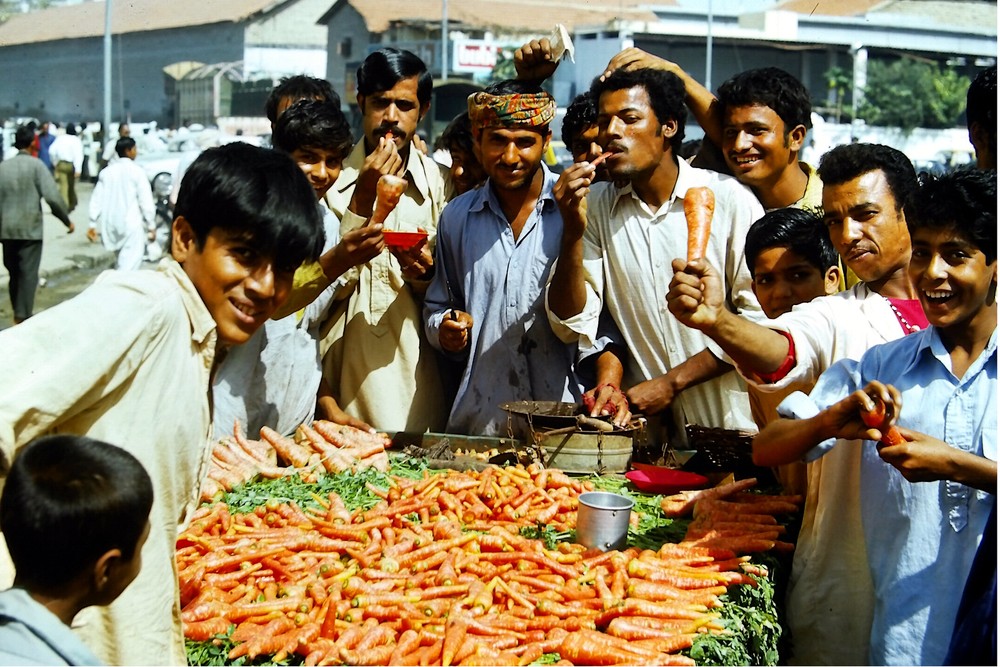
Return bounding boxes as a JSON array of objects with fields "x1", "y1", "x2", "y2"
[
  {"x1": 325, "y1": 0, "x2": 663, "y2": 34},
  {"x1": 774, "y1": 0, "x2": 892, "y2": 16},
  {"x1": 0, "y1": 0, "x2": 285, "y2": 46}
]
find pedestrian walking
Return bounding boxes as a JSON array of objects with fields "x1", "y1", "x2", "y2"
[
  {"x1": 49, "y1": 122, "x2": 84, "y2": 212},
  {"x1": 0, "y1": 125, "x2": 74, "y2": 324},
  {"x1": 88, "y1": 137, "x2": 155, "y2": 270}
]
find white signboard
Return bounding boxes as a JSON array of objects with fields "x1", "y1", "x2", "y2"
[{"x1": 452, "y1": 40, "x2": 501, "y2": 73}]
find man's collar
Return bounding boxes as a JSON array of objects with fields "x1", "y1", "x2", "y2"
[
  {"x1": 610, "y1": 156, "x2": 687, "y2": 216},
  {"x1": 473, "y1": 164, "x2": 556, "y2": 216}
]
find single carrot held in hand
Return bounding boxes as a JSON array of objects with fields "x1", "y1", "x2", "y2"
[
  {"x1": 590, "y1": 152, "x2": 613, "y2": 167},
  {"x1": 860, "y1": 395, "x2": 905, "y2": 446},
  {"x1": 372, "y1": 174, "x2": 407, "y2": 227},
  {"x1": 683, "y1": 186, "x2": 715, "y2": 262}
]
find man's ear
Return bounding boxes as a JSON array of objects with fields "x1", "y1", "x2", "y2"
[
  {"x1": 356, "y1": 94, "x2": 366, "y2": 113},
  {"x1": 824, "y1": 265, "x2": 842, "y2": 295},
  {"x1": 418, "y1": 101, "x2": 431, "y2": 123},
  {"x1": 788, "y1": 124, "x2": 808, "y2": 152},
  {"x1": 171, "y1": 216, "x2": 196, "y2": 262},
  {"x1": 543, "y1": 129, "x2": 553, "y2": 153},
  {"x1": 661, "y1": 119, "x2": 678, "y2": 147}
]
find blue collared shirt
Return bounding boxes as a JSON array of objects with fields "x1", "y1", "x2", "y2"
[
  {"x1": 0, "y1": 588, "x2": 103, "y2": 665},
  {"x1": 424, "y1": 167, "x2": 582, "y2": 436},
  {"x1": 788, "y1": 326, "x2": 997, "y2": 665}
]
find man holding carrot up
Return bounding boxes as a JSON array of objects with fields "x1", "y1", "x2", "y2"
[{"x1": 545, "y1": 64, "x2": 765, "y2": 444}]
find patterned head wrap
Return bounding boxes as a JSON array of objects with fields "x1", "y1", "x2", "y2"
[{"x1": 467, "y1": 90, "x2": 557, "y2": 130}]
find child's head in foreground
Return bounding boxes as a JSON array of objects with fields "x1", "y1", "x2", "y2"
[
  {"x1": 171, "y1": 142, "x2": 325, "y2": 345},
  {"x1": 905, "y1": 166, "x2": 997, "y2": 333},
  {"x1": 0, "y1": 435, "x2": 153, "y2": 608},
  {"x1": 745, "y1": 207, "x2": 842, "y2": 318}
]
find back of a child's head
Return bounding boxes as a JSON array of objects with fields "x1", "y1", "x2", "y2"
[
  {"x1": 745, "y1": 207, "x2": 839, "y2": 278},
  {"x1": 0, "y1": 435, "x2": 153, "y2": 595},
  {"x1": 265, "y1": 75, "x2": 340, "y2": 124},
  {"x1": 272, "y1": 99, "x2": 353, "y2": 159},
  {"x1": 173, "y1": 142, "x2": 325, "y2": 270},
  {"x1": 907, "y1": 166, "x2": 997, "y2": 264}
]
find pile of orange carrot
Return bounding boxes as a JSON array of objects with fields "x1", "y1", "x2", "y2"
[
  {"x1": 200, "y1": 421, "x2": 392, "y2": 502},
  {"x1": 180, "y1": 466, "x2": 794, "y2": 665}
]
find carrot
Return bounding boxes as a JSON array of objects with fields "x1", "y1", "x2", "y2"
[
  {"x1": 860, "y1": 395, "x2": 906, "y2": 446},
  {"x1": 371, "y1": 174, "x2": 408, "y2": 226},
  {"x1": 590, "y1": 151, "x2": 613, "y2": 167},
  {"x1": 683, "y1": 186, "x2": 715, "y2": 262},
  {"x1": 340, "y1": 643, "x2": 396, "y2": 665},
  {"x1": 260, "y1": 426, "x2": 313, "y2": 469},
  {"x1": 389, "y1": 629, "x2": 422, "y2": 665},
  {"x1": 441, "y1": 613, "x2": 469, "y2": 666},
  {"x1": 558, "y1": 628, "x2": 658, "y2": 665},
  {"x1": 184, "y1": 617, "x2": 232, "y2": 641}
]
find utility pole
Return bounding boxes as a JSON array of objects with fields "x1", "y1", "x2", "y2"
[
  {"x1": 103, "y1": 0, "x2": 111, "y2": 155},
  {"x1": 441, "y1": 0, "x2": 448, "y2": 80},
  {"x1": 705, "y1": 0, "x2": 713, "y2": 92}
]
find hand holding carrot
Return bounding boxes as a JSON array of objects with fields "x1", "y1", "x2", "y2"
[
  {"x1": 666, "y1": 257, "x2": 727, "y2": 331},
  {"x1": 439, "y1": 309, "x2": 473, "y2": 353},
  {"x1": 684, "y1": 186, "x2": 715, "y2": 262},
  {"x1": 858, "y1": 381, "x2": 905, "y2": 446},
  {"x1": 371, "y1": 174, "x2": 408, "y2": 227},
  {"x1": 553, "y1": 162, "x2": 596, "y2": 240}
]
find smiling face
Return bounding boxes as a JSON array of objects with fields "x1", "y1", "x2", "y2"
[
  {"x1": 751, "y1": 246, "x2": 841, "y2": 318},
  {"x1": 597, "y1": 86, "x2": 675, "y2": 181},
  {"x1": 822, "y1": 170, "x2": 912, "y2": 285},
  {"x1": 908, "y1": 225, "x2": 997, "y2": 333},
  {"x1": 289, "y1": 146, "x2": 343, "y2": 200},
  {"x1": 478, "y1": 125, "x2": 550, "y2": 191},
  {"x1": 172, "y1": 218, "x2": 294, "y2": 346},
  {"x1": 359, "y1": 76, "x2": 427, "y2": 153},
  {"x1": 722, "y1": 104, "x2": 804, "y2": 191}
]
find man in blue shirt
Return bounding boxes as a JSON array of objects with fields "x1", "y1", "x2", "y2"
[
  {"x1": 424, "y1": 80, "x2": 582, "y2": 436},
  {"x1": 758, "y1": 167, "x2": 997, "y2": 665}
]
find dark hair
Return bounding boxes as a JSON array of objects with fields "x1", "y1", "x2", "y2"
[
  {"x1": 65, "y1": 123, "x2": 77, "y2": 136},
  {"x1": 907, "y1": 166, "x2": 996, "y2": 264},
  {"x1": 264, "y1": 75, "x2": 340, "y2": 123},
  {"x1": 562, "y1": 92, "x2": 597, "y2": 148},
  {"x1": 0, "y1": 435, "x2": 153, "y2": 594},
  {"x1": 14, "y1": 125, "x2": 34, "y2": 149},
  {"x1": 272, "y1": 99, "x2": 353, "y2": 158},
  {"x1": 115, "y1": 136, "x2": 136, "y2": 157},
  {"x1": 717, "y1": 67, "x2": 812, "y2": 133},
  {"x1": 173, "y1": 143, "x2": 324, "y2": 271},
  {"x1": 590, "y1": 67, "x2": 686, "y2": 152},
  {"x1": 436, "y1": 111, "x2": 474, "y2": 156},
  {"x1": 967, "y1": 66, "x2": 996, "y2": 142},
  {"x1": 817, "y1": 143, "x2": 917, "y2": 212},
  {"x1": 745, "y1": 207, "x2": 839, "y2": 278},
  {"x1": 357, "y1": 48, "x2": 432, "y2": 106}
]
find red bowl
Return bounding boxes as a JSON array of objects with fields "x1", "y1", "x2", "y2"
[
  {"x1": 625, "y1": 467, "x2": 708, "y2": 495},
  {"x1": 383, "y1": 230, "x2": 428, "y2": 250}
]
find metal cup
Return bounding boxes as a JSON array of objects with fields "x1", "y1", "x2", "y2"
[{"x1": 576, "y1": 491, "x2": 634, "y2": 552}]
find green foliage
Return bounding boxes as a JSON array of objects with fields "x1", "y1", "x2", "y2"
[
  {"x1": 490, "y1": 48, "x2": 517, "y2": 82},
  {"x1": 687, "y1": 573, "x2": 782, "y2": 666},
  {"x1": 591, "y1": 474, "x2": 690, "y2": 550},
  {"x1": 859, "y1": 58, "x2": 970, "y2": 130}
]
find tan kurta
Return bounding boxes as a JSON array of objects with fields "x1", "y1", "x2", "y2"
[
  {"x1": 0, "y1": 258, "x2": 217, "y2": 666},
  {"x1": 321, "y1": 142, "x2": 448, "y2": 433}
]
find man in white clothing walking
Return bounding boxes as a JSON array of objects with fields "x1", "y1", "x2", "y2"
[{"x1": 88, "y1": 137, "x2": 155, "y2": 270}]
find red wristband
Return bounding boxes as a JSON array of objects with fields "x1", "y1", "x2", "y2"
[{"x1": 755, "y1": 330, "x2": 796, "y2": 384}]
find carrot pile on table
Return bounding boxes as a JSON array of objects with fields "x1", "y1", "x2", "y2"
[{"x1": 178, "y1": 464, "x2": 798, "y2": 666}]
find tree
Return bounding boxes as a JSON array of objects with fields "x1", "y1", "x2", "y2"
[
  {"x1": 859, "y1": 58, "x2": 970, "y2": 130},
  {"x1": 824, "y1": 66, "x2": 852, "y2": 124}
]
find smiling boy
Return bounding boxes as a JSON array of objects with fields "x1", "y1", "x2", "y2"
[
  {"x1": 756, "y1": 167, "x2": 996, "y2": 665},
  {"x1": 0, "y1": 143, "x2": 324, "y2": 665}
]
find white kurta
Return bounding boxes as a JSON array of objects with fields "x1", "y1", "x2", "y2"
[
  {"x1": 321, "y1": 142, "x2": 449, "y2": 433},
  {"x1": 89, "y1": 157, "x2": 156, "y2": 270},
  {"x1": 546, "y1": 159, "x2": 764, "y2": 435},
  {"x1": 0, "y1": 258, "x2": 217, "y2": 666},
  {"x1": 749, "y1": 283, "x2": 910, "y2": 665}
]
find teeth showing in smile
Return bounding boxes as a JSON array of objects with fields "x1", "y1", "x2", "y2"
[
  {"x1": 234, "y1": 302, "x2": 259, "y2": 318},
  {"x1": 924, "y1": 290, "x2": 953, "y2": 301},
  {"x1": 733, "y1": 156, "x2": 759, "y2": 165}
]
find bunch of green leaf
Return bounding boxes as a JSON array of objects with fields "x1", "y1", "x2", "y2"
[
  {"x1": 590, "y1": 475, "x2": 688, "y2": 551},
  {"x1": 686, "y1": 573, "x2": 781, "y2": 666},
  {"x1": 184, "y1": 625, "x2": 304, "y2": 666},
  {"x1": 519, "y1": 522, "x2": 573, "y2": 550}
]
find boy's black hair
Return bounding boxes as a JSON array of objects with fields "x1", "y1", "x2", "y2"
[
  {"x1": 173, "y1": 143, "x2": 324, "y2": 272},
  {"x1": 745, "y1": 207, "x2": 839, "y2": 278},
  {"x1": 14, "y1": 125, "x2": 34, "y2": 149},
  {"x1": 272, "y1": 99, "x2": 353, "y2": 158},
  {"x1": 65, "y1": 123, "x2": 77, "y2": 136},
  {"x1": 436, "y1": 111, "x2": 474, "y2": 156},
  {"x1": 0, "y1": 435, "x2": 153, "y2": 594},
  {"x1": 717, "y1": 67, "x2": 812, "y2": 135},
  {"x1": 264, "y1": 75, "x2": 340, "y2": 124},
  {"x1": 907, "y1": 166, "x2": 996, "y2": 264},
  {"x1": 966, "y1": 66, "x2": 997, "y2": 146},
  {"x1": 357, "y1": 48, "x2": 432, "y2": 107},
  {"x1": 590, "y1": 67, "x2": 686, "y2": 152},
  {"x1": 817, "y1": 143, "x2": 918, "y2": 212},
  {"x1": 562, "y1": 92, "x2": 597, "y2": 148},
  {"x1": 115, "y1": 136, "x2": 136, "y2": 157}
]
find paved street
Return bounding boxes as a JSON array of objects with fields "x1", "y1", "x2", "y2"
[{"x1": 0, "y1": 180, "x2": 117, "y2": 330}]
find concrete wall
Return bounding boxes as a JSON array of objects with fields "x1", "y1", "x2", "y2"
[{"x1": 0, "y1": 23, "x2": 244, "y2": 126}]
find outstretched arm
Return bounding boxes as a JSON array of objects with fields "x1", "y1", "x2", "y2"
[{"x1": 878, "y1": 430, "x2": 997, "y2": 493}]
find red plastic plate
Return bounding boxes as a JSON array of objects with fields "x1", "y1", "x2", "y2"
[
  {"x1": 383, "y1": 230, "x2": 428, "y2": 250},
  {"x1": 625, "y1": 467, "x2": 708, "y2": 495}
]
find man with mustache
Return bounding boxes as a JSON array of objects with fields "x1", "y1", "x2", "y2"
[
  {"x1": 546, "y1": 65, "x2": 765, "y2": 443},
  {"x1": 320, "y1": 47, "x2": 449, "y2": 433}
]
